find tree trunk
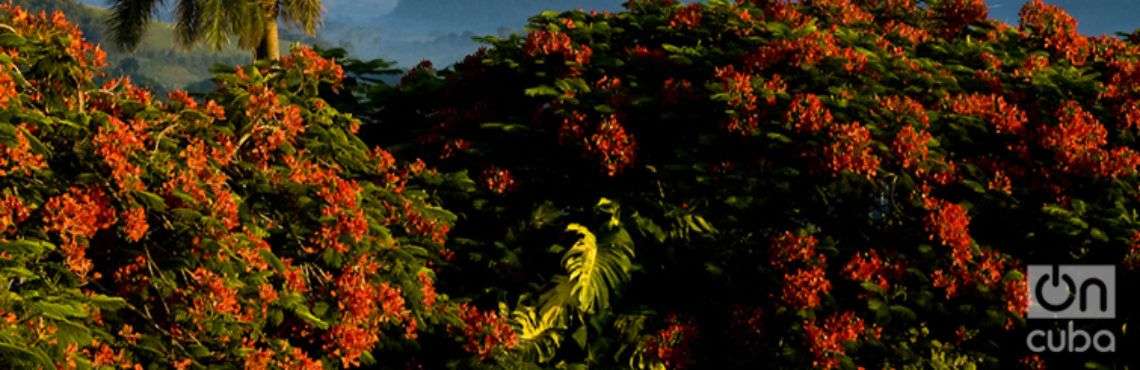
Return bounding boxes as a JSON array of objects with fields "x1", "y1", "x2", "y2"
[{"x1": 254, "y1": 4, "x2": 281, "y2": 61}]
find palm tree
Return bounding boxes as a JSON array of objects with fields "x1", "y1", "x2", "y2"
[{"x1": 107, "y1": 0, "x2": 322, "y2": 61}]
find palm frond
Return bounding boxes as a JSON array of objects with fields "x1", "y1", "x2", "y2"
[
  {"x1": 107, "y1": 0, "x2": 161, "y2": 50},
  {"x1": 190, "y1": 0, "x2": 230, "y2": 50},
  {"x1": 280, "y1": 0, "x2": 323, "y2": 35},
  {"x1": 228, "y1": 0, "x2": 264, "y2": 51},
  {"x1": 173, "y1": 0, "x2": 201, "y2": 47}
]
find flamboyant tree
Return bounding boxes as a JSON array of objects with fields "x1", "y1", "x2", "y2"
[
  {"x1": 0, "y1": 4, "x2": 522, "y2": 369},
  {"x1": 336, "y1": 0, "x2": 1140, "y2": 368}
]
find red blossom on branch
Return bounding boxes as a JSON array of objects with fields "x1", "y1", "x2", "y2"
[
  {"x1": 641, "y1": 314, "x2": 699, "y2": 369},
  {"x1": 924, "y1": 198, "x2": 974, "y2": 269},
  {"x1": 825, "y1": 122, "x2": 880, "y2": 179},
  {"x1": 802, "y1": 311, "x2": 865, "y2": 370},
  {"x1": 457, "y1": 303, "x2": 519, "y2": 359},
  {"x1": 43, "y1": 187, "x2": 117, "y2": 279},
  {"x1": 669, "y1": 3, "x2": 703, "y2": 29},
  {"x1": 781, "y1": 265, "x2": 832, "y2": 310},
  {"x1": 949, "y1": 93, "x2": 1028, "y2": 135}
]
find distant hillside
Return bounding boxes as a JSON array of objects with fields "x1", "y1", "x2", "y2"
[
  {"x1": 385, "y1": 0, "x2": 620, "y2": 31},
  {"x1": 17, "y1": 0, "x2": 251, "y2": 94}
]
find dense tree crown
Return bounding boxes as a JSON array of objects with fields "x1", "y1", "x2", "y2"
[
  {"x1": 2, "y1": 0, "x2": 1140, "y2": 369},
  {"x1": 346, "y1": 0, "x2": 1140, "y2": 368},
  {"x1": 0, "y1": 4, "x2": 511, "y2": 369}
]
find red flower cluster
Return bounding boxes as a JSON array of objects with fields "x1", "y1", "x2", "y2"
[
  {"x1": 669, "y1": 3, "x2": 703, "y2": 29},
  {"x1": 769, "y1": 231, "x2": 831, "y2": 309},
  {"x1": 333, "y1": 256, "x2": 383, "y2": 324},
  {"x1": 456, "y1": 303, "x2": 519, "y2": 359},
  {"x1": 824, "y1": 122, "x2": 880, "y2": 179},
  {"x1": 934, "y1": 0, "x2": 988, "y2": 35},
  {"x1": 782, "y1": 265, "x2": 832, "y2": 310},
  {"x1": 987, "y1": 169, "x2": 1013, "y2": 194},
  {"x1": 1040, "y1": 101, "x2": 1140, "y2": 177},
  {"x1": 326, "y1": 323, "x2": 377, "y2": 367},
  {"x1": 1014, "y1": 53, "x2": 1051, "y2": 81},
  {"x1": 1119, "y1": 100, "x2": 1140, "y2": 130},
  {"x1": 878, "y1": 96, "x2": 930, "y2": 128},
  {"x1": 439, "y1": 138, "x2": 472, "y2": 159},
  {"x1": 931, "y1": 268, "x2": 959, "y2": 298},
  {"x1": 0, "y1": 5, "x2": 106, "y2": 77},
  {"x1": 398, "y1": 199, "x2": 451, "y2": 246},
  {"x1": 326, "y1": 256, "x2": 413, "y2": 366},
  {"x1": 923, "y1": 198, "x2": 973, "y2": 270},
  {"x1": 249, "y1": 90, "x2": 306, "y2": 167},
  {"x1": 714, "y1": 65, "x2": 761, "y2": 135},
  {"x1": 166, "y1": 139, "x2": 240, "y2": 230},
  {"x1": 948, "y1": 93, "x2": 1028, "y2": 135},
  {"x1": 0, "y1": 126, "x2": 46, "y2": 177},
  {"x1": 641, "y1": 314, "x2": 698, "y2": 369},
  {"x1": 167, "y1": 90, "x2": 197, "y2": 109},
  {"x1": 316, "y1": 177, "x2": 369, "y2": 253},
  {"x1": 882, "y1": 20, "x2": 930, "y2": 45},
  {"x1": 787, "y1": 93, "x2": 833, "y2": 135},
  {"x1": 559, "y1": 110, "x2": 589, "y2": 145},
  {"x1": 371, "y1": 147, "x2": 398, "y2": 181},
  {"x1": 758, "y1": 0, "x2": 809, "y2": 27},
  {"x1": 187, "y1": 267, "x2": 242, "y2": 320},
  {"x1": 280, "y1": 47, "x2": 346, "y2": 85},
  {"x1": 94, "y1": 117, "x2": 148, "y2": 192},
  {"x1": 1003, "y1": 275, "x2": 1029, "y2": 317},
  {"x1": 768, "y1": 231, "x2": 819, "y2": 270},
  {"x1": 842, "y1": 249, "x2": 889, "y2": 290},
  {"x1": 973, "y1": 248, "x2": 1009, "y2": 287},
  {"x1": 122, "y1": 207, "x2": 149, "y2": 242},
  {"x1": 0, "y1": 65, "x2": 16, "y2": 109},
  {"x1": 1103, "y1": 60, "x2": 1140, "y2": 100},
  {"x1": 43, "y1": 187, "x2": 117, "y2": 279},
  {"x1": 745, "y1": 31, "x2": 840, "y2": 71},
  {"x1": 588, "y1": 114, "x2": 637, "y2": 176},
  {"x1": 806, "y1": 0, "x2": 873, "y2": 26},
  {"x1": 418, "y1": 270, "x2": 437, "y2": 308},
  {"x1": 891, "y1": 125, "x2": 932, "y2": 173},
  {"x1": 112, "y1": 255, "x2": 150, "y2": 295},
  {"x1": 802, "y1": 311, "x2": 866, "y2": 370},
  {"x1": 1020, "y1": 354, "x2": 1047, "y2": 370},
  {"x1": 0, "y1": 193, "x2": 30, "y2": 235},
  {"x1": 1018, "y1": 0, "x2": 1088, "y2": 64},
  {"x1": 524, "y1": 29, "x2": 593, "y2": 65},
  {"x1": 482, "y1": 166, "x2": 517, "y2": 194}
]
